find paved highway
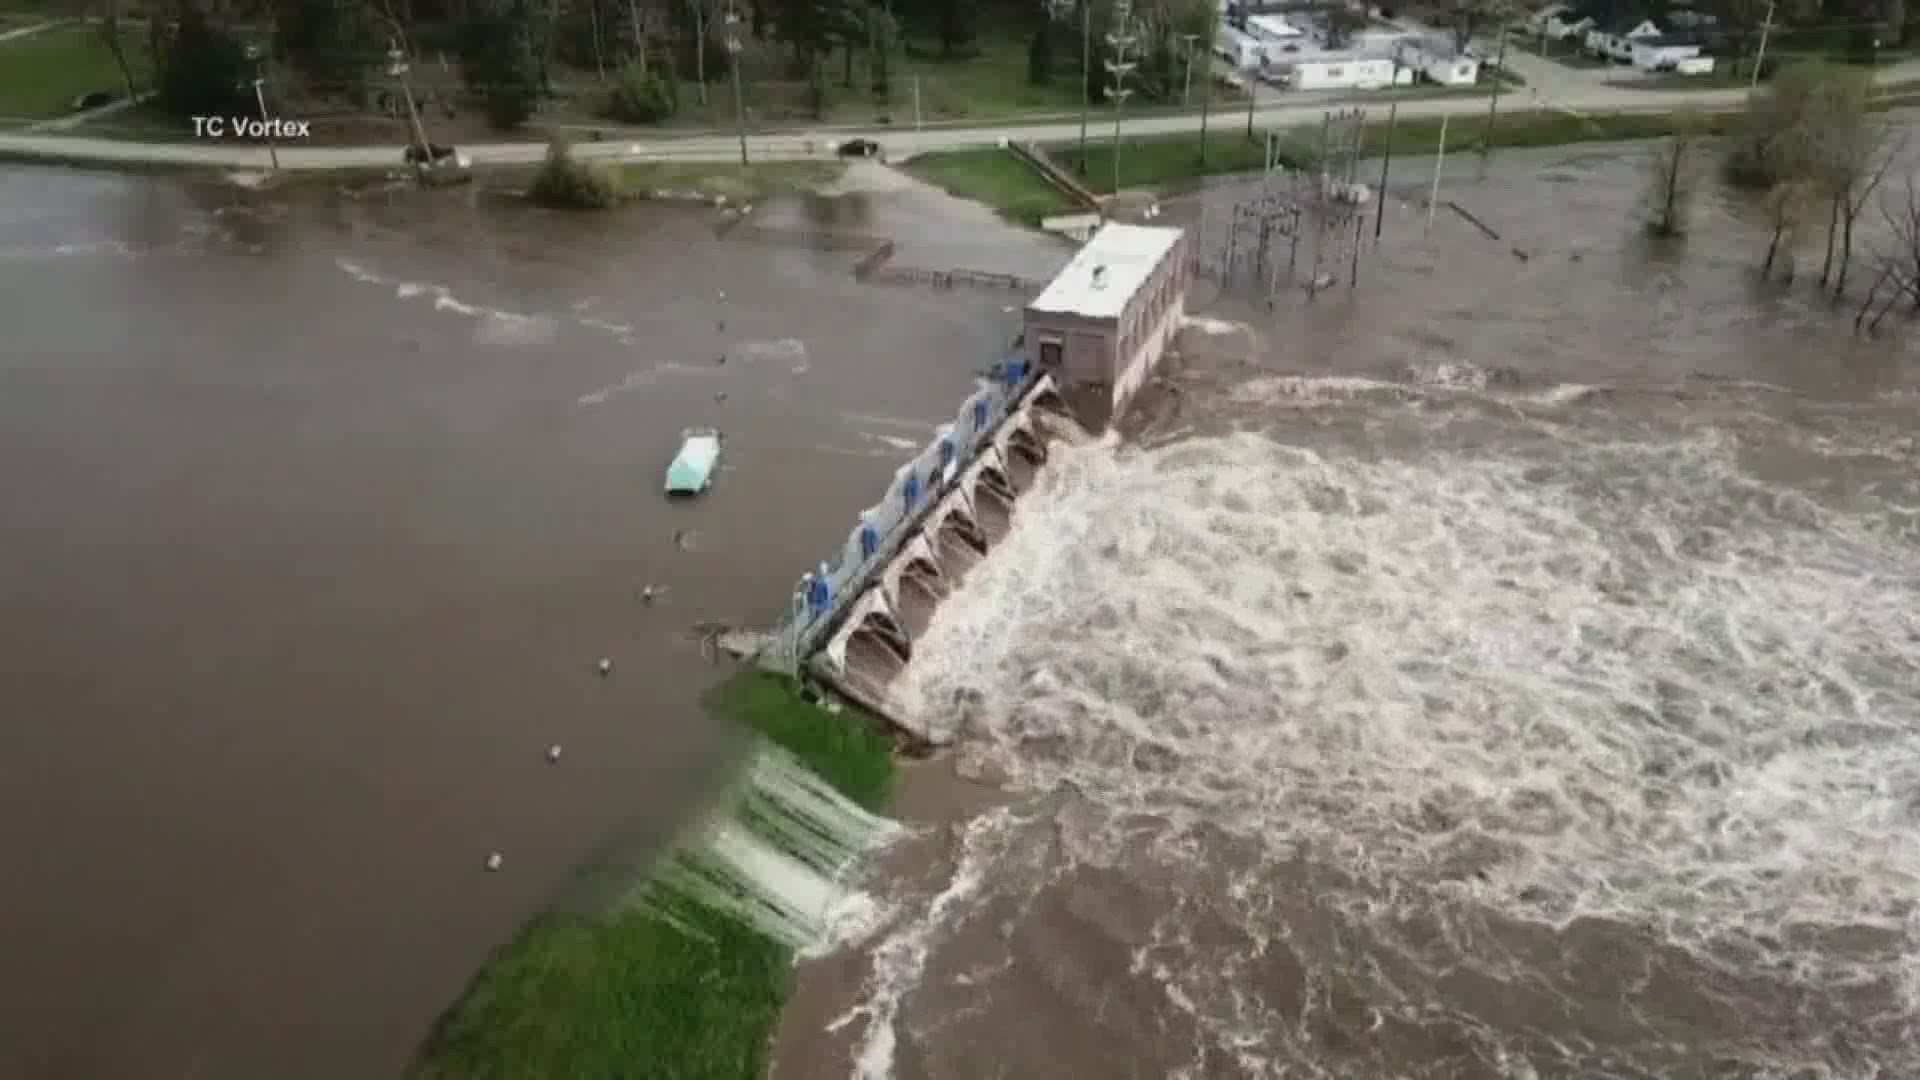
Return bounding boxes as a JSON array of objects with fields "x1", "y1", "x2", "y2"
[{"x1": 0, "y1": 81, "x2": 1766, "y2": 172}]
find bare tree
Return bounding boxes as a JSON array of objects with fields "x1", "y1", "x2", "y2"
[
  {"x1": 1644, "y1": 115, "x2": 1703, "y2": 238},
  {"x1": 1804, "y1": 68, "x2": 1901, "y2": 296},
  {"x1": 1760, "y1": 179, "x2": 1819, "y2": 282},
  {"x1": 1855, "y1": 175, "x2": 1920, "y2": 333},
  {"x1": 95, "y1": 0, "x2": 141, "y2": 100},
  {"x1": 686, "y1": 0, "x2": 717, "y2": 105}
]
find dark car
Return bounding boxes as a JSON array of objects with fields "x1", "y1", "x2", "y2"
[
  {"x1": 403, "y1": 142, "x2": 458, "y2": 166},
  {"x1": 70, "y1": 90, "x2": 117, "y2": 112},
  {"x1": 837, "y1": 138, "x2": 881, "y2": 159}
]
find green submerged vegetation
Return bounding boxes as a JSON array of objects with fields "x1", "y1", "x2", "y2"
[
  {"x1": 410, "y1": 671, "x2": 895, "y2": 1080},
  {"x1": 527, "y1": 136, "x2": 845, "y2": 209}
]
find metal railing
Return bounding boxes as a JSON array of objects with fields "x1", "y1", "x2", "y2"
[{"x1": 759, "y1": 354, "x2": 1042, "y2": 673}]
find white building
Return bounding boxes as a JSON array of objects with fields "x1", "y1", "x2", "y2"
[
  {"x1": 1024, "y1": 223, "x2": 1191, "y2": 418},
  {"x1": 1284, "y1": 55, "x2": 1411, "y2": 90},
  {"x1": 1546, "y1": 12, "x2": 1596, "y2": 39},
  {"x1": 1398, "y1": 39, "x2": 1480, "y2": 85},
  {"x1": 1247, "y1": 13, "x2": 1305, "y2": 41},
  {"x1": 1585, "y1": 18, "x2": 1661, "y2": 61},
  {"x1": 1216, "y1": 23, "x2": 1275, "y2": 68},
  {"x1": 1630, "y1": 34, "x2": 1707, "y2": 70}
]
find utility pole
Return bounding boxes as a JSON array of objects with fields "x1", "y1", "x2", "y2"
[
  {"x1": 1374, "y1": 99, "x2": 1396, "y2": 240},
  {"x1": 1198, "y1": 34, "x2": 1213, "y2": 168},
  {"x1": 913, "y1": 75, "x2": 922, "y2": 132},
  {"x1": 1104, "y1": 0, "x2": 1138, "y2": 200},
  {"x1": 386, "y1": 40, "x2": 432, "y2": 158},
  {"x1": 1479, "y1": 16, "x2": 1510, "y2": 160},
  {"x1": 724, "y1": 8, "x2": 748, "y2": 166},
  {"x1": 1181, "y1": 33, "x2": 1201, "y2": 105},
  {"x1": 1427, "y1": 113, "x2": 1448, "y2": 233},
  {"x1": 245, "y1": 43, "x2": 279, "y2": 170},
  {"x1": 1246, "y1": 64, "x2": 1257, "y2": 138},
  {"x1": 1751, "y1": 0, "x2": 1777, "y2": 90},
  {"x1": 1079, "y1": 0, "x2": 1091, "y2": 174}
]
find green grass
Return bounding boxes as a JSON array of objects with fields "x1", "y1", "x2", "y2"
[
  {"x1": 411, "y1": 671, "x2": 896, "y2": 1080},
  {"x1": 905, "y1": 147, "x2": 1081, "y2": 224},
  {"x1": 1043, "y1": 108, "x2": 1755, "y2": 198},
  {"x1": 0, "y1": 23, "x2": 148, "y2": 122}
]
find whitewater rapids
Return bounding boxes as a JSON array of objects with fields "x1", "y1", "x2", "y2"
[{"x1": 849, "y1": 367, "x2": 1920, "y2": 1080}]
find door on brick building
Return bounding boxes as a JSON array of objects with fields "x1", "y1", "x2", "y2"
[{"x1": 1039, "y1": 338, "x2": 1063, "y2": 370}]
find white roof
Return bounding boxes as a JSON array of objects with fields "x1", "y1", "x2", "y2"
[
  {"x1": 1028, "y1": 223, "x2": 1183, "y2": 321},
  {"x1": 1247, "y1": 14, "x2": 1304, "y2": 38}
]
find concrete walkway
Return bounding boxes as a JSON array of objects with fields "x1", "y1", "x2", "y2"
[{"x1": 0, "y1": 18, "x2": 70, "y2": 43}]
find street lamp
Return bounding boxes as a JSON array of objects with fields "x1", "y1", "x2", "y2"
[
  {"x1": 724, "y1": 8, "x2": 748, "y2": 166},
  {"x1": 244, "y1": 43, "x2": 279, "y2": 169}
]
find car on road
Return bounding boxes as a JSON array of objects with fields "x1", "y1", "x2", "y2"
[{"x1": 837, "y1": 138, "x2": 882, "y2": 159}]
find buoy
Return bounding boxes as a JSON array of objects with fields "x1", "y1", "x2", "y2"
[
  {"x1": 547, "y1": 744, "x2": 563, "y2": 763},
  {"x1": 485, "y1": 852, "x2": 504, "y2": 871},
  {"x1": 715, "y1": 390, "x2": 728, "y2": 402},
  {"x1": 597, "y1": 658, "x2": 612, "y2": 676}
]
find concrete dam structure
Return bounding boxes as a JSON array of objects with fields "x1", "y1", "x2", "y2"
[{"x1": 761, "y1": 223, "x2": 1192, "y2": 744}]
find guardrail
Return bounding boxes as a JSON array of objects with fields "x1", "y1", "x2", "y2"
[{"x1": 759, "y1": 355, "x2": 1041, "y2": 674}]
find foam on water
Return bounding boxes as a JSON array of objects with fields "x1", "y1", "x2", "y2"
[
  {"x1": 637, "y1": 744, "x2": 900, "y2": 953},
  {"x1": 879, "y1": 374, "x2": 1920, "y2": 1076}
]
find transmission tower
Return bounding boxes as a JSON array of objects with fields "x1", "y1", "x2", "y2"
[{"x1": 1103, "y1": 0, "x2": 1138, "y2": 199}]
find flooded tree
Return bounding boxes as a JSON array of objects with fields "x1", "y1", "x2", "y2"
[
  {"x1": 1759, "y1": 179, "x2": 1819, "y2": 283},
  {"x1": 1643, "y1": 114, "x2": 1704, "y2": 239},
  {"x1": 1813, "y1": 87, "x2": 1902, "y2": 297},
  {"x1": 1854, "y1": 176, "x2": 1920, "y2": 334},
  {"x1": 1725, "y1": 61, "x2": 1850, "y2": 191}
]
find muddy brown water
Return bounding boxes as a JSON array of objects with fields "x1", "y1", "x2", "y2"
[
  {"x1": 775, "y1": 141, "x2": 1920, "y2": 1080},
  {"x1": 0, "y1": 164, "x2": 1067, "y2": 1080}
]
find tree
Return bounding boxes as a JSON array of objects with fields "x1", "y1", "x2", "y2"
[
  {"x1": 1759, "y1": 179, "x2": 1819, "y2": 281},
  {"x1": 95, "y1": 0, "x2": 140, "y2": 101},
  {"x1": 1644, "y1": 115, "x2": 1704, "y2": 238},
  {"x1": 684, "y1": 0, "x2": 719, "y2": 105},
  {"x1": 459, "y1": 5, "x2": 543, "y2": 128},
  {"x1": 1323, "y1": 4, "x2": 1367, "y2": 49},
  {"x1": 1725, "y1": 61, "x2": 1847, "y2": 191},
  {"x1": 156, "y1": 8, "x2": 251, "y2": 120},
  {"x1": 275, "y1": 0, "x2": 380, "y2": 100},
  {"x1": 604, "y1": 57, "x2": 678, "y2": 119},
  {"x1": 1027, "y1": 22, "x2": 1053, "y2": 84},
  {"x1": 1814, "y1": 96, "x2": 1901, "y2": 296}
]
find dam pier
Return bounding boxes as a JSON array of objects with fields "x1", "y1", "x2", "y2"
[{"x1": 760, "y1": 223, "x2": 1194, "y2": 742}]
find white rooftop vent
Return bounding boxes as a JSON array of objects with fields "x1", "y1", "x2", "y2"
[{"x1": 1091, "y1": 264, "x2": 1109, "y2": 289}]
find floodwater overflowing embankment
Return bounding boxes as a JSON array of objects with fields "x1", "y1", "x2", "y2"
[
  {"x1": 772, "y1": 140, "x2": 1920, "y2": 1079},
  {"x1": 0, "y1": 162, "x2": 1067, "y2": 1079}
]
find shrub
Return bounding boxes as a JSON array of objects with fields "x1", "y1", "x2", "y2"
[
  {"x1": 527, "y1": 135, "x2": 619, "y2": 209},
  {"x1": 603, "y1": 62, "x2": 677, "y2": 124}
]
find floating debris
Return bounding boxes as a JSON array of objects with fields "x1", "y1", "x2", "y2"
[
  {"x1": 485, "y1": 852, "x2": 504, "y2": 872},
  {"x1": 547, "y1": 744, "x2": 563, "y2": 763},
  {"x1": 715, "y1": 390, "x2": 728, "y2": 402},
  {"x1": 597, "y1": 658, "x2": 613, "y2": 676},
  {"x1": 673, "y1": 529, "x2": 701, "y2": 552},
  {"x1": 639, "y1": 584, "x2": 669, "y2": 605}
]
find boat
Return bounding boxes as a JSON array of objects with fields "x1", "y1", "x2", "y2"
[{"x1": 665, "y1": 427, "x2": 722, "y2": 495}]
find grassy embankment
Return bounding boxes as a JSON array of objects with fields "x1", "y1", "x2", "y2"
[
  {"x1": 410, "y1": 670, "x2": 895, "y2": 1080},
  {"x1": 0, "y1": 22, "x2": 149, "y2": 128},
  {"x1": 906, "y1": 92, "x2": 1920, "y2": 225}
]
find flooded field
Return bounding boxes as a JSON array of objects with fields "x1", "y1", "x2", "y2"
[
  {"x1": 0, "y1": 164, "x2": 1066, "y2": 1080},
  {"x1": 779, "y1": 142, "x2": 1920, "y2": 1079}
]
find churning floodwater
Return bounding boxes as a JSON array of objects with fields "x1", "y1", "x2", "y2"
[{"x1": 786, "y1": 142, "x2": 1920, "y2": 1080}]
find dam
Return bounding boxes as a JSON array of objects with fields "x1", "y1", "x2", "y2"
[{"x1": 761, "y1": 222, "x2": 1193, "y2": 742}]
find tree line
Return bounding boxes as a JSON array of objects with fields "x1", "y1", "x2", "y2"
[{"x1": 105, "y1": 0, "x2": 1215, "y2": 131}]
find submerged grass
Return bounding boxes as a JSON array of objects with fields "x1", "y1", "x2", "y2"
[{"x1": 409, "y1": 671, "x2": 894, "y2": 1080}]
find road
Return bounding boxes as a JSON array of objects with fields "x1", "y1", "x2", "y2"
[{"x1": 0, "y1": 82, "x2": 1760, "y2": 172}]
